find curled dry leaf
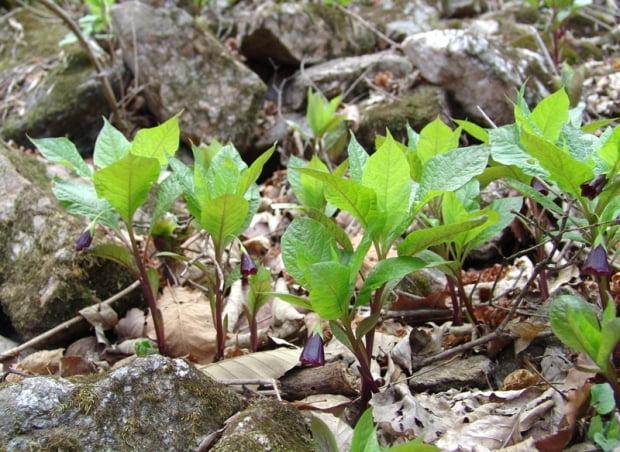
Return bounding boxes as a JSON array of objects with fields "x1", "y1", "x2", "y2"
[
  {"x1": 65, "y1": 336, "x2": 99, "y2": 360},
  {"x1": 79, "y1": 303, "x2": 118, "y2": 330},
  {"x1": 114, "y1": 307, "x2": 146, "y2": 340},
  {"x1": 507, "y1": 320, "x2": 548, "y2": 355},
  {"x1": 18, "y1": 348, "x2": 64, "y2": 375},
  {"x1": 272, "y1": 277, "x2": 305, "y2": 326},
  {"x1": 145, "y1": 286, "x2": 216, "y2": 363},
  {"x1": 60, "y1": 356, "x2": 98, "y2": 377},
  {"x1": 222, "y1": 279, "x2": 245, "y2": 332},
  {"x1": 502, "y1": 369, "x2": 539, "y2": 390}
]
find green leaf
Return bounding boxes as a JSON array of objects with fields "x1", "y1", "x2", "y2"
[
  {"x1": 300, "y1": 169, "x2": 376, "y2": 227},
  {"x1": 530, "y1": 88, "x2": 570, "y2": 141},
  {"x1": 237, "y1": 144, "x2": 275, "y2": 195},
  {"x1": 51, "y1": 178, "x2": 119, "y2": 231},
  {"x1": 307, "y1": 261, "x2": 353, "y2": 320},
  {"x1": 489, "y1": 125, "x2": 547, "y2": 177},
  {"x1": 288, "y1": 155, "x2": 329, "y2": 211},
  {"x1": 93, "y1": 154, "x2": 161, "y2": 224},
  {"x1": 168, "y1": 157, "x2": 201, "y2": 219},
  {"x1": 306, "y1": 208, "x2": 353, "y2": 252},
  {"x1": 464, "y1": 196, "x2": 523, "y2": 251},
  {"x1": 416, "y1": 145, "x2": 490, "y2": 205},
  {"x1": 350, "y1": 408, "x2": 381, "y2": 452},
  {"x1": 591, "y1": 383, "x2": 616, "y2": 415},
  {"x1": 416, "y1": 117, "x2": 460, "y2": 163},
  {"x1": 29, "y1": 136, "x2": 92, "y2": 179},
  {"x1": 348, "y1": 133, "x2": 369, "y2": 183},
  {"x1": 357, "y1": 257, "x2": 427, "y2": 305},
  {"x1": 384, "y1": 443, "x2": 441, "y2": 452},
  {"x1": 354, "y1": 313, "x2": 381, "y2": 340},
  {"x1": 521, "y1": 131, "x2": 593, "y2": 198},
  {"x1": 281, "y1": 217, "x2": 340, "y2": 288},
  {"x1": 150, "y1": 174, "x2": 183, "y2": 231},
  {"x1": 89, "y1": 243, "x2": 136, "y2": 274},
  {"x1": 454, "y1": 119, "x2": 489, "y2": 144},
  {"x1": 310, "y1": 416, "x2": 339, "y2": 452},
  {"x1": 130, "y1": 113, "x2": 180, "y2": 165},
  {"x1": 505, "y1": 178, "x2": 566, "y2": 217},
  {"x1": 204, "y1": 145, "x2": 243, "y2": 198},
  {"x1": 93, "y1": 117, "x2": 130, "y2": 169},
  {"x1": 266, "y1": 292, "x2": 312, "y2": 310},
  {"x1": 398, "y1": 216, "x2": 488, "y2": 257},
  {"x1": 200, "y1": 193, "x2": 249, "y2": 254},
  {"x1": 248, "y1": 266, "x2": 273, "y2": 313},
  {"x1": 549, "y1": 295, "x2": 601, "y2": 362}
]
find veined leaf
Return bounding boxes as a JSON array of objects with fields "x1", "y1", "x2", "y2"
[
  {"x1": 200, "y1": 193, "x2": 249, "y2": 253},
  {"x1": 398, "y1": 216, "x2": 488, "y2": 257},
  {"x1": 521, "y1": 131, "x2": 593, "y2": 198},
  {"x1": 299, "y1": 168, "x2": 376, "y2": 227},
  {"x1": 237, "y1": 144, "x2": 275, "y2": 195},
  {"x1": 93, "y1": 154, "x2": 160, "y2": 224},
  {"x1": 205, "y1": 145, "x2": 243, "y2": 197},
  {"x1": 506, "y1": 178, "x2": 566, "y2": 217},
  {"x1": 93, "y1": 117, "x2": 130, "y2": 169},
  {"x1": 288, "y1": 156, "x2": 329, "y2": 211},
  {"x1": 350, "y1": 409, "x2": 381, "y2": 452},
  {"x1": 264, "y1": 292, "x2": 312, "y2": 310},
  {"x1": 357, "y1": 257, "x2": 427, "y2": 305},
  {"x1": 489, "y1": 125, "x2": 547, "y2": 178},
  {"x1": 348, "y1": 133, "x2": 369, "y2": 183},
  {"x1": 550, "y1": 295, "x2": 601, "y2": 362},
  {"x1": 130, "y1": 113, "x2": 180, "y2": 165},
  {"x1": 52, "y1": 178, "x2": 119, "y2": 231},
  {"x1": 168, "y1": 157, "x2": 201, "y2": 219},
  {"x1": 307, "y1": 261, "x2": 353, "y2": 320},
  {"x1": 150, "y1": 174, "x2": 183, "y2": 231},
  {"x1": 306, "y1": 207, "x2": 353, "y2": 252},
  {"x1": 89, "y1": 243, "x2": 136, "y2": 274},
  {"x1": 454, "y1": 119, "x2": 489, "y2": 144},
  {"x1": 30, "y1": 136, "x2": 92, "y2": 179},
  {"x1": 281, "y1": 217, "x2": 340, "y2": 288},
  {"x1": 530, "y1": 88, "x2": 569, "y2": 141},
  {"x1": 416, "y1": 117, "x2": 460, "y2": 163}
]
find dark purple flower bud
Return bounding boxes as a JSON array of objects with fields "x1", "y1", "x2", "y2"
[
  {"x1": 583, "y1": 244, "x2": 611, "y2": 277},
  {"x1": 580, "y1": 174, "x2": 608, "y2": 201},
  {"x1": 531, "y1": 178, "x2": 549, "y2": 195},
  {"x1": 240, "y1": 253, "x2": 257, "y2": 278},
  {"x1": 75, "y1": 229, "x2": 93, "y2": 251},
  {"x1": 300, "y1": 333, "x2": 325, "y2": 367}
]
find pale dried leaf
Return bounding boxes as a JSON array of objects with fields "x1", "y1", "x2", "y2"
[
  {"x1": 60, "y1": 356, "x2": 98, "y2": 377},
  {"x1": 507, "y1": 320, "x2": 548, "y2": 355},
  {"x1": 114, "y1": 307, "x2": 146, "y2": 339},
  {"x1": 65, "y1": 336, "x2": 99, "y2": 359},
  {"x1": 79, "y1": 303, "x2": 118, "y2": 330},
  {"x1": 19, "y1": 348, "x2": 64, "y2": 375},
  {"x1": 223, "y1": 279, "x2": 245, "y2": 332},
  {"x1": 195, "y1": 347, "x2": 300, "y2": 381},
  {"x1": 310, "y1": 412, "x2": 353, "y2": 452},
  {"x1": 299, "y1": 394, "x2": 352, "y2": 412},
  {"x1": 547, "y1": 264, "x2": 580, "y2": 294},
  {"x1": 145, "y1": 286, "x2": 216, "y2": 363},
  {"x1": 272, "y1": 278, "x2": 304, "y2": 326}
]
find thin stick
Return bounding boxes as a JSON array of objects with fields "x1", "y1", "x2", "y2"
[{"x1": 0, "y1": 280, "x2": 141, "y2": 361}]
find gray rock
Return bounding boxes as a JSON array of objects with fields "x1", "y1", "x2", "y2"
[
  {"x1": 359, "y1": 0, "x2": 440, "y2": 41},
  {"x1": 0, "y1": 355, "x2": 244, "y2": 452},
  {"x1": 239, "y1": 2, "x2": 376, "y2": 66},
  {"x1": 0, "y1": 140, "x2": 134, "y2": 340},
  {"x1": 283, "y1": 51, "x2": 414, "y2": 110},
  {"x1": 212, "y1": 399, "x2": 314, "y2": 452},
  {"x1": 0, "y1": 8, "x2": 122, "y2": 153},
  {"x1": 402, "y1": 28, "x2": 550, "y2": 125},
  {"x1": 409, "y1": 354, "x2": 494, "y2": 393},
  {"x1": 111, "y1": 2, "x2": 266, "y2": 152}
]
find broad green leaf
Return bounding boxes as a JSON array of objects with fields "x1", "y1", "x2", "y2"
[
  {"x1": 384, "y1": 443, "x2": 441, "y2": 452},
  {"x1": 200, "y1": 193, "x2": 249, "y2": 253},
  {"x1": 168, "y1": 157, "x2": 201, "y2": 219},
  {"x1": 330, "y1": 320, "x2": 353, "y2": 351},
  {"x1": 205, "y1": 145, "x2": 243, "y2": 197},
  {"x1": 93, "y1": 117, "x2": 130, "y2": 169},
  {"x1": 357, "y1": 257, "x2": 427, "y2": 305},
  {"x1": 289, "y1": 156, "x2": 329, "y2": 211},
  {"x1": 505, "y1": 178, "x2": 566, "y2": 217},
  {"x1": 146, "y1": 266, "x2": 159, "y2": 298},
  {"x1": 307, "y1": 261, "x2": 353, "y2": 320},
  {"x1": 489, "y1": 125, "x2": 547, "y2": 177},
  {"x1": 306, "y1": 208, "x2": 353, "y2": 252},
  {"x1": 130, "y1": 113, "x2": 180, "y2": 165},
  {"x1": 464, "y1": 196, "x2": 522, "y2": 251},
  {"x1": 348, "y1": 133, "x2": 369, "y2": 183},
  {"x1": 531, "y1": 88, "x2": 569, "y2": 141},
  {"x1": 362, "y1": 133, "x2": 412, "y2": 226},
  {"x1": 150, "y1": 174, "x2": 183, "y2": 231},
  {"x1": 590, "y1": 383, "x2": 615, "y2": 415},
  {"x1": 416, "y1": 118, "x2": 460, "y2": 163},
  {"x1": 416, "y1": 145, "x2": 490, "y2": 205},
  {"x1": 30, "y1": 136, "x2": 92, "y2": 179},
  {"x1": 582, "y1": 118, "x2": 615, "y2": 134},
  {"x1": 248, "y1": 266, "x2": 273, "y2": 313},
  {"x1": 454, "y1": 119, "x2": 489, "y2": 144},
  {"x1": 355, "y1": 313, "x2": 381, "y2": 340},
  {"x1": 350, "y1": 408, "x2": 381, "y2": 452},
  {"x1": 237, "y1": 144, "x2": 275, "y2": 195},
  {"x1": 89, "y1": 243, "x2": 136, "y2": 274},
  {"x1": 550, "y1": 295, "x2": 601, "y2": 361},
  {"x1": 521, "y1": 131, "x2": 593, "y2": 198},
  {"x1": 561, "y1": 123, "x2": 598, "y2": 162},
  {"x1": 398, "y1": 216, "x2": 488, "y2": 257},
  {"x1": 93, "y1": 154, "x2": 160, "y2": 224},
  {"x1": 281, "y1": 217, "x2": 339, "y2": 288},
  {"x1": 300, "y1": 169, "x2": 376, "y2": 227},
  {"x1": 594, "y1": 126, "x2": 620, "y2": 173},
  {"x1": 51, "y1": 178, "x2": 119, "y2": 231}
]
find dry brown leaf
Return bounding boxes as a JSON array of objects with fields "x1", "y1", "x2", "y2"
[
  {"x1": 195, "y1": 347, "x2": 300, "y2": 381},
  {"x1": 507, "y1": 320, "x2": 548, "y2": 355},
  {"x1": 65, "y1": 336, "x2": 99, "y2": 359},
  {"x1": 60, "y1": 356, "x2": 98, "y2": 377},
  {"x1": 114, "y1": 307, "x2": 146, "y2": 340},
  {"x1": 502, "y1": 369, "x2": 539, "y2": 390},
  {"x1": 18, "y1": 348, "x2": 64, "y2": 375},
  {"x1": 79, "y1": 303, "x2": 118, "y2": 330},
  {"x1": 145, "y1": 286, "x2": 216, "y2": 363}
]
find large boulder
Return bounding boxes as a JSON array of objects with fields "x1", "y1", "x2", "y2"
[
  {"x1": 111, "y1": 2, "x2": 267, "y2": 151},
  {"x1": 0, "y1": 140, "x2": 134, "y2": 341},
  {"x1": 0, "y1": 355, "x2": 244, "y2": 451}
]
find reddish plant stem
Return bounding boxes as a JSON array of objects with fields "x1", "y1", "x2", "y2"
[{"x1": 213, "y1": 262, "x2": 226, "y2": 361}]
